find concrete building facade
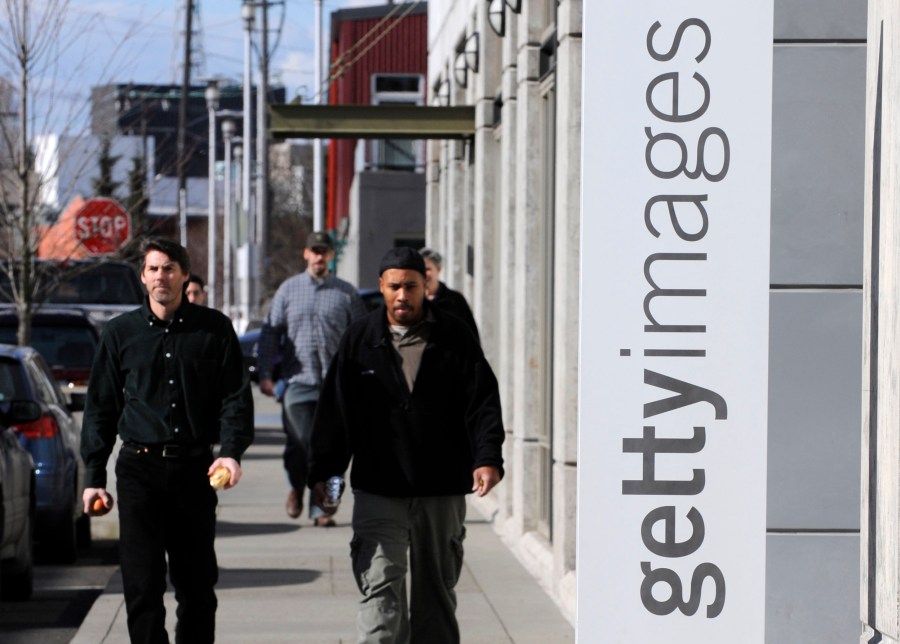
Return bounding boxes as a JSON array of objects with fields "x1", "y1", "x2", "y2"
[{"x1": 427, "y1": 0, "x2": 866, "y2": 640}]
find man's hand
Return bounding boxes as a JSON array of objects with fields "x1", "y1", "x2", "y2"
[
  {"x1": 83, "y1": 488, "x2": 114, "y2": 516},
  {"x1": 259, "y1": 378, "x2": 276, "y2": 397},
  {"x1": 471, "y1": 466, "x2": 501, "y2": 497},
  {"x1": 208, "y1": 457, "x2": 242, "y2": 489},
  {"x1": 310, "y1": 481, "x2": 338, "y2": 515}
]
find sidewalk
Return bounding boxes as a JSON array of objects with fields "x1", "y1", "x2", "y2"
[{"x1": 72, "y1": 389, "x2": 574, "y2": 643}]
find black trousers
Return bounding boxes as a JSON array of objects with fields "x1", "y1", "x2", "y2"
[{"x1": 116, "y1": 446, "x2": 218, "y2": 644}]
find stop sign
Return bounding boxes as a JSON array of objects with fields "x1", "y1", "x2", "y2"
[{"x1": 74, "y1": 197, "x2": 131, "y2": 255}]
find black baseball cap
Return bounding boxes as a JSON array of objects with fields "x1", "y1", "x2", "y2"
[
  {"x1": 305, "y1": 231, "x2": 333, "y2": 250},
  {"x1": 379, "y1": 246, "x2": 426, "y2": 276}
]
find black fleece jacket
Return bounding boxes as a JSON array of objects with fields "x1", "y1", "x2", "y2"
[{"x1": 308, "y1": 301, "x2": 504, "y2": 497}]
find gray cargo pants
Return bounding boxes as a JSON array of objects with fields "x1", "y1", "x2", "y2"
[{"x1": 350, "y1": 491, "x2": 467, "y2": 644}]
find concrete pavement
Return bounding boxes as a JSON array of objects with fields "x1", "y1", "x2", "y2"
[{"x1": 72, "y1": 388, "x2": 574, "y2": 643}]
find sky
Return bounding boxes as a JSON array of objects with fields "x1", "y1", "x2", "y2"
[{"x1": 29, "y1": 0, "x2": 379, "y2": 134}]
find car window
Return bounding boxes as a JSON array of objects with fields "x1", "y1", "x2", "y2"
[
  {"x1": 0, "y1": 325, "x2": 97, "y2": 369},
  {"x1": 0, "y1": 262, "x2": 143, "y2": 305},
  {"x1": 47, "y1": 264, "x2": 143, "y2": 305},
  {"x1": 25, "y1": 353, "x2": 66, "y2": 407},
  {"x1": 0, "y1": 358, "x2": 26, "y2": 401}
]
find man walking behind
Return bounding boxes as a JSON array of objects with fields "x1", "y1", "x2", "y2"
[
  {"x1": 309, "y1": 247, "x2": 505, "y2": 643},
  {"x1": 185, "y1": 273, "x2": 207, "y2": 305},
  {"x1": 419, "y1": 247, "x2": 479, "y2": 343},
  {"x1": 81, "y1": 236, "x2": 254, "y2": 644},
  {"x1": 258, "y1": 231, "x2": 367, "y2": 526}
]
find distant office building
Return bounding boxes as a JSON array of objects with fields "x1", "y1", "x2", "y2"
[
  {"x1": 34, "y1": 134, "x2": 145, "y2": 213},
  {"x1": 90, "y1": 83, "x2": 284, "y2": 180}
]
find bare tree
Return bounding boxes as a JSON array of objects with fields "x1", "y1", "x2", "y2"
[
  {"x1": 0, "y1": 0, "x2": 139, "y2": 345},
  {"x1": 267, "y1": 141, "x2": 312, "y2": 297}
]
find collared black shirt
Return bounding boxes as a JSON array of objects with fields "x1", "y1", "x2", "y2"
[{"x1": 81, "y1": 298, "x2": 254, "y2": 488}]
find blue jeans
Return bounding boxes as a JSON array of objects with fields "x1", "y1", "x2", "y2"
[
  {"x1": 351, "y1": 491, "x2": 466, "y2": 644},
  {"x1": 282, "y1": 382, "x2": 326, "y2": 519}
]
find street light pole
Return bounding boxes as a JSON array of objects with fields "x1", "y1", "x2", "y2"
[
  {"x1": 205, "y1": 80, "x2": 220, "y2": 309},
  {"x1": 221, "y1": 118, "x2": 236, "y2": 319},
  {"x1": 241, "y1": 1, "x2": 255, "y2": 328},
  {"x1": 256, "y1": 0, "x2": 269, "y2": 315}
]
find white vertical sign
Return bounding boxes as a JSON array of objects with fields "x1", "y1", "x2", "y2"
[{"x1": 577, "y1": 2, "x2": 772, "y2": 642}]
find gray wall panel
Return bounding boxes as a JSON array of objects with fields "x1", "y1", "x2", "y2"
[
  {"x1": 771, "y1": 45, "x2": 865, "y2": 286},
  {"x1": 354, "y1": 171, "x2": 425, "y2": 290},
  {"x1": 765, "y1": 533, "x2": 858, "y2": 643},
  {"x1": 767, "y1": 291, "x2": 862, "y2": 530},
  {"x1": 775, "y1": 0, "x2": 867, "y2": 40}
]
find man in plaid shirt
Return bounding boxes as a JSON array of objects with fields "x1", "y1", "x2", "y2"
[{"x1": 258, "y1": 231, "x2": 368, "y2": 525}]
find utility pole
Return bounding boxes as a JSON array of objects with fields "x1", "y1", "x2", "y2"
[
  {"x1": 313, "y1": 0, "x2": 324, "y2": 232},
  {"x1": 177, "y1": 0, "x2": 193, "y2": 247},
  {"x1": 256, "y1": 0, "x2": 269, "y2": 312}
]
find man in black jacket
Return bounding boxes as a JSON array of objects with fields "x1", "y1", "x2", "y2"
[
  {"x1": 309, "y1": 247, "x2": 504, "y2": 644},
  {"x1": 419, "y1": 247, "x2": 480, "y2": 343}
]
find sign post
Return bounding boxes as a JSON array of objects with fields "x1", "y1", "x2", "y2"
[
  {"x1": 577, "y1": 2, "x2": 773, "y2": 641},
  {"x1": 74, "y1": 197, "x2": 131, "y2": 256}
]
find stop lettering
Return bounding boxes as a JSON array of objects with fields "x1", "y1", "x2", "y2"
[{"x1": 73, "y1": 198, "x2": 131, "y2": 255}]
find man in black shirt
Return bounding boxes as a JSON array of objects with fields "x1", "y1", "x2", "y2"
[{"x1": 81, "y1": 237, "x2": 254, "y2": 644}]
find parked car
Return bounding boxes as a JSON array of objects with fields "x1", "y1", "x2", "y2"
[
  {"x1": 0, "y1": 400, "x2": 37, "y2": 600},
  {"x1": 0, "y1": 259, "x2": 143, "y2": 330},
  {"x1": 358, "y1": 288, "x2": 383, "y2": 311},
  {"x1": 239, "y1": 289, "x2": 381, "y2": 382},
  {"x1": 0, "y1": 309, "x2": 99, "y2": 408},
  {"x1": 238, "y1": 329, "x2": 280, "y2": 384},
  {"x1": 0, "y1": 345, "x2": 86, "y2": 563}
]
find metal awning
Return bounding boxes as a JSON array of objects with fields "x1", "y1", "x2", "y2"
[{"x1": 269, "y1": 104, "x2": 476, "y2": 140}]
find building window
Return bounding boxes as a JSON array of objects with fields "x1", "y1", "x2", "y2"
[
  {"x1": 367, "y1": 73, "x2": 425, "y2": 172},
  {"x1": 539, "y1": 32, "x2": 557, "y2": 82}
]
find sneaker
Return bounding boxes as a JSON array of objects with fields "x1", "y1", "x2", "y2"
[{"x1": 286, "y1": 489, "x2": 302, "y2": 519}]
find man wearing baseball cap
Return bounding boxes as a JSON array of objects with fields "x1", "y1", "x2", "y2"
[
  {"x1": 308, "y1": 246, "x2": 505, "y2": 642},
  {"x1": 257, "y1": 231, "x2": 368, "y2": 526}
]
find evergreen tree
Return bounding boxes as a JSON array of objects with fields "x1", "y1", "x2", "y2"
[
  {"x1": 124, "y1": 155, "x2": 148, "y2": 236},
  {"x1": 92, "y1": 137, "x2": 121, "y2": 197}
]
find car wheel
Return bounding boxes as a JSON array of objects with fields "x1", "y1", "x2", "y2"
[{"x1": 1, "y1": 499, "x2": 34, "y2": 601}]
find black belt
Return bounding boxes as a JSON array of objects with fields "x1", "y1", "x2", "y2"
[{"x1": 123, "y1": 442, "x2": 211, "y2": 459}]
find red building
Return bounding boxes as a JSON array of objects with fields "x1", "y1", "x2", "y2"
[{"x1": 327, "y1": 3, "x2": 428, "y2": 233}]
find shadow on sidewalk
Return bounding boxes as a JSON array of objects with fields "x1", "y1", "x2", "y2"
[
  {"x1": 215, "y1": 520, "x2": 301, "y2": 538},
  {"x1": 217, "y1": 567, "x2": 321, "y2": 590},
  {"x1": 249, "y1": 427, "x2": 287, "y2": 446},
  {"x1": 102, "y1": 566, "x2": 323, "y2": 593}
]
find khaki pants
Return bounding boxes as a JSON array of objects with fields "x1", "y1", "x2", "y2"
[{"x1": 350, "y1": 491, "x2": 466, "y2": 644}]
